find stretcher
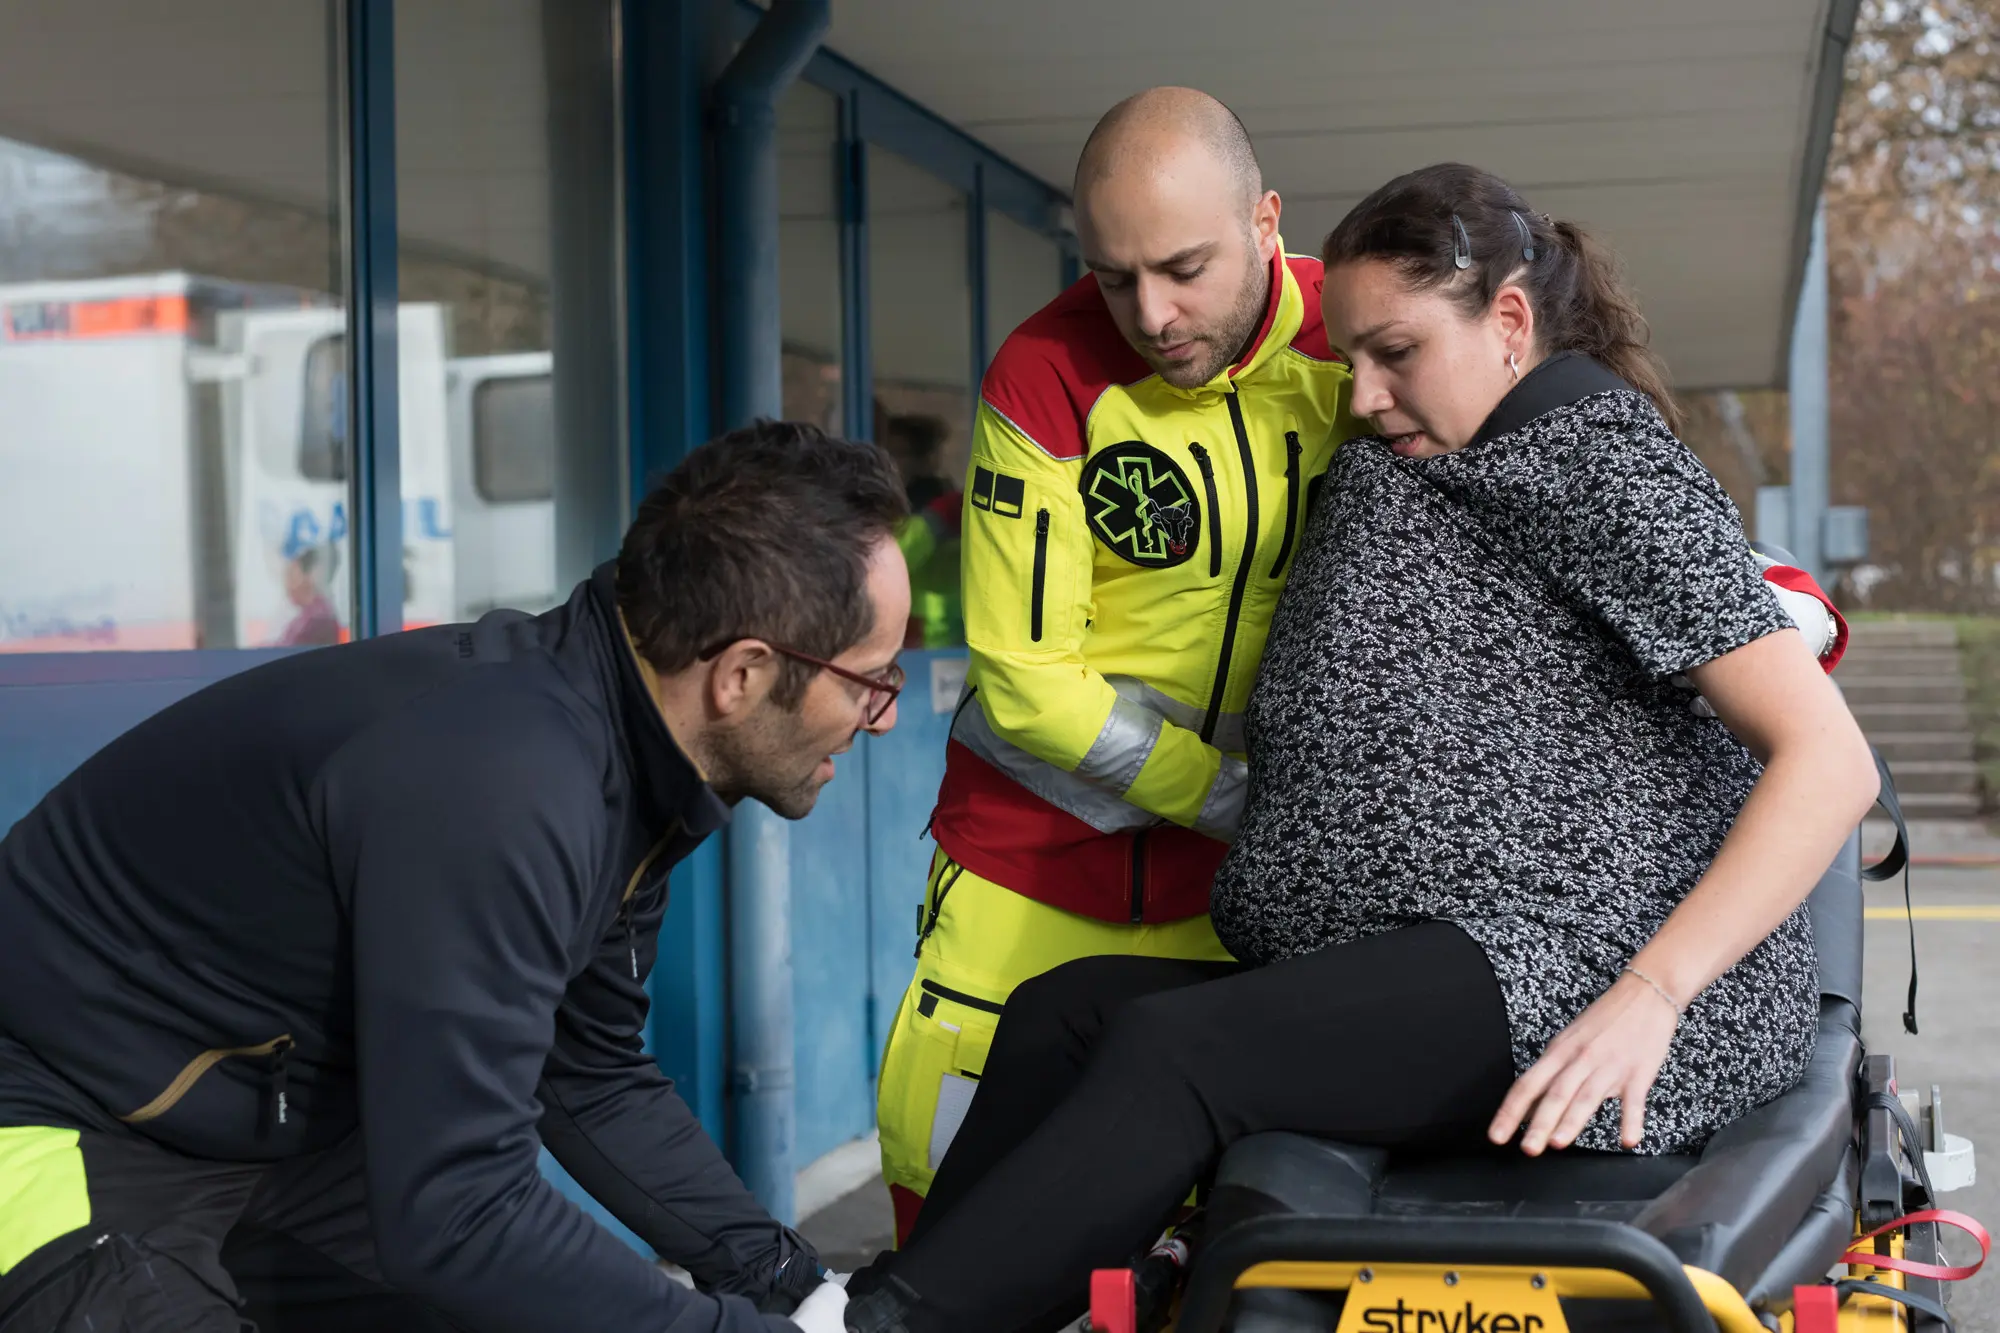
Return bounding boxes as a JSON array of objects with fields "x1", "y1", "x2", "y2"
[{"x1": 1090, "y1": 807, "x2": 1988, "y2": 1331}]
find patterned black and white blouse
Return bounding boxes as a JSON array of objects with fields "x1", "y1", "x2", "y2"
[{"x1": 1209, "y1": 353, "x2": 1817, "y2": 1155}]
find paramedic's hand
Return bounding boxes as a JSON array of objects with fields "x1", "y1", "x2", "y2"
[
  {"x1": 787, "y1": 1279, "x2": 848, "y2": 1333},
  {"x1": 1488, "y1": 973, "x2": 1677, "y2": 1154}
]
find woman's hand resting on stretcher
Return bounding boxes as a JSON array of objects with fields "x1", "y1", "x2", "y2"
[{"x1": 1486, "y1": 970, "x2": 1679, "y2": 1153}]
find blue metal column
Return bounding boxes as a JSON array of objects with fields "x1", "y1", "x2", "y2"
[
  {"x1": 1788, "y1": 204, "x2": 1830, "y2": 587},
  {"x1": 342, "y1": 0, "x2": 403, "y2": 638},
  {"x1": 838, "y1": 91, "x2": 872, "y2": 443},
  {"x1": 713, "y1": 0, "x2": 830, "y2": 1224},
  {"x1": 624, "y1": 0, "x2": 727, "y2": 1144}
]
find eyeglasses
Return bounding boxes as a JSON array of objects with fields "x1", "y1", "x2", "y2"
[{"x1": 699, "y1": 638, "x2": 905, "y2": 725}]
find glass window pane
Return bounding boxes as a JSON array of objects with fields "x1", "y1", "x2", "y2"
[
  {"x1": 472, "y1": 372, "x2": 556, "y2": 504},
  {"x1": 985, "y1": 211, "x2": 1064, "y2": 364},
  {"x1": 869, "y1": 148, "x2": 972, "y2": 650},
  {"x1": 396, "y1": 0, "x2": 622, "y2": 625},
  {"x1": 0, "y1": 3, "x2": 349, "y2": 652},
  {"x1": 780, "y1": 84, "x2": 842, "y2": 432}
]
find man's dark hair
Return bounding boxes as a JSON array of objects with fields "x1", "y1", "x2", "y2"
[{"x1": 617, "y1": 420, "x2": 908, "y2": 708}]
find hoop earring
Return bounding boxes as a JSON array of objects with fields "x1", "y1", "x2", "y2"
[{"x1": 1508, "y1": 351, "x2": 1521, "y2": 382}]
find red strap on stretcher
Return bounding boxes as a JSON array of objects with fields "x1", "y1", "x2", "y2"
[
  {"x1": 1088, "y1": 1268, "x2": 1136, "y2": 1333},
  {"x1": 1791, "y1": 1283, "x2": 1840, "y2": 1333},
  {"x1": 1840, "y1": 1208, "x2": 1992, "y2": 1282}
]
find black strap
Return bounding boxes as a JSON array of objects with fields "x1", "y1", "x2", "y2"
[
  {"x1": 1836, "y1": 1278, "x2": 1954, "y2": 1331},
  {"x1": 1862, "y1": 748, "x2": 1919, "y2": 1034},
  {"x1": 1865, "y1": 1088, "x2": 1939, "y2": 1207}
]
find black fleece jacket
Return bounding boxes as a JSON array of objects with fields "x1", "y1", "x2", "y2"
[{"x1": 0, "y1": 564, "x2": 812, "y2": 1331}]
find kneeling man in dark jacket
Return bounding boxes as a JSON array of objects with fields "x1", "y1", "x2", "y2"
[{"x1": 0, "y1": 422, "x2": 908, "y2": 1333}]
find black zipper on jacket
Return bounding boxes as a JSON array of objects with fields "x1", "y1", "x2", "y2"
[
  {"x1": 1188, "y1": 444, "x2": 1222, "y2": 578},
  {"x1": 920, "y1": 977, "x2": 1005, "y2": 1016},
  {"x1": 1129, "y1": 829, "x2": 1148, "y2": 923},
  {"x1": 1030, "y1": 509, "x2": 1050, "y2": 642},
  {"x1": 1202, "y1": 390, "x2": 1260, "y2": 743},
  {"x1": 1269, "y1": 431, "x2": 1302, "y2": 577}
]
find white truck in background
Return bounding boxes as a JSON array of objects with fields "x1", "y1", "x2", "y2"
[{"x1": 0, "y1": 271, "x2": 556, "y2": 652}]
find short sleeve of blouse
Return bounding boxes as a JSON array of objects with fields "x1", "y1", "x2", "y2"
[{"x1": 1529, "y1": 410, "x2": 1790, "y2": 679}]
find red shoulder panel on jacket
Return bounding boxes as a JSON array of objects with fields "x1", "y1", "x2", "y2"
[
  {"x1": 980, "y1": 275, "x2": 1151, "y2": 462},
  {"x1": 1284, "y1": 254, "x2": 1342, "y2": 363}
]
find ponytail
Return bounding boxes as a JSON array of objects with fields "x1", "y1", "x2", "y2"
[
  {"x1": 1323, "y1": 164, "x2": 1680, "y2": 433},
  {"x1": 1547, "y1": 220, "x2": 1679, "y2": 433}
]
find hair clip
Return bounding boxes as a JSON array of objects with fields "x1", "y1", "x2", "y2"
[
  {"x1": 1510, "y1": 210, "x2": 1536, "y2": 262},
  {"x1": 1450, "y1": 213, "x2": 1472, "y2": 270}
]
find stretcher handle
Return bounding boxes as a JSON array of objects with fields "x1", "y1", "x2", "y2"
[
  {"x1": 1174, "y1": 1215, "x2": 1716, "y2": 1333},
  {"x1": 1841, "y1": 1208, "x2": 1990, "y2": 1283}
]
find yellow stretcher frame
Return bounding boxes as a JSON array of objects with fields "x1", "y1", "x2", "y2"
[{"x1": 1203, "y1": 1226, "x2": 1924, "y2": 1333}]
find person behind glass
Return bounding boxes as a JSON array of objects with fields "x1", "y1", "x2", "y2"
[
  {"x1": 882, "y1": 412, "x2": 967, "y2": 650},
  {"x1": 276, "y1": 546, "x2": 342, "y2": 648},
  {"x1": 841, "y1": 163, "x2": 1879, "y2": 1333}
]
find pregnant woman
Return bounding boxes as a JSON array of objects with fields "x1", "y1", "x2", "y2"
[{"x1": 842, "y1": 163, "x2": 1879, "y2": 1333}]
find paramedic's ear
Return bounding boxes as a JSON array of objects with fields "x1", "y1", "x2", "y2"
[
  {"x1": 705, "y1": 640, "x2": 781, "y2": 722},
  {"x1": 1490, "y1": 283, "x2": 1536, "y2": 367}
]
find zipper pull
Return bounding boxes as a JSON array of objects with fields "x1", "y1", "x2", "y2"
[
  {"x1": 271, "y1": 1037, "x2": 294, "y2": 1127},
  {"x1": 1286, "y1": 430, "x2": 1302, "y2": 461}
]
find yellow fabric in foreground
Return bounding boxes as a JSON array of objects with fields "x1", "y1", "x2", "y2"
[{"x1": 0, "y1": 1125, "x2": 90, "y2": 1275}]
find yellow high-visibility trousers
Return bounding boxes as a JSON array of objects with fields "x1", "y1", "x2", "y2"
[{"x1": 874, "y1": 849, "x2": 1231, "y2": 1244}]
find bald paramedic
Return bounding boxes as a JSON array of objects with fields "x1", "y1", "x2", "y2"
[
  {"x1": 875, "y1": 87, "x2": 1365, "y2": 1236},
  {"x1": 0, "y1": 423, "x2": 900, "y2": 1332}
]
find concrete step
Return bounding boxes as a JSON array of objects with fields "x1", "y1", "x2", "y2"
[
  {"x1": 1852, "y1": 701, "x2": 1973, "y2": 733},
  {"x1": 1835, "y1": 650, "x2": 1966, "y2": 679},
  {"x1": 1845, "y1": 620, "x2": 1961, "y2": 648},
  {"x1": 1893, "y1": 791, "x2": 1983, "y2": 819},
  {"x1": 1838, "y1": 677, "x2": 1968, "y2": 706},
  {"x1": 1882, "y1": 759, "x2": 1983, "y2": 795},
  {"x1": 1870, "y1": 731, "x2": 1977, "y2": 763}
]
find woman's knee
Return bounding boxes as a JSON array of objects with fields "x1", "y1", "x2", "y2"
[{"x1": 991, "y1": 955, "x2": 1194, "y2": 1077}]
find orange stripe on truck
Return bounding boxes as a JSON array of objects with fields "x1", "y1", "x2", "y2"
[{"x1": 3, "y1": 295, "x2": 190, "y2": 341}]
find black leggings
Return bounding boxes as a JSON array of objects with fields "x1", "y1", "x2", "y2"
[{"x1": 884, "y1": 922, "x2": 1516, "y2": 1332}]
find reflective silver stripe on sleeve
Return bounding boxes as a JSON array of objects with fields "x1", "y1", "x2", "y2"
[
  {"x1": 951, "y1": 695, "x2": 1157, "y2": 834},
  {"x1": 1104, "y1": 675, "x2": 1245, "y2": 756},
  {"x1": 1193, "y1": 754, "x2": 1248, "y2": 843},
  {"x1": 1073, "y1": 695, "x2": 1165, "y2": 796}
]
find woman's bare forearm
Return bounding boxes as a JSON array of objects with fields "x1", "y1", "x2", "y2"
[{"x1": 1629, "y1": 636, "x2": 1878, "y2": 1007}]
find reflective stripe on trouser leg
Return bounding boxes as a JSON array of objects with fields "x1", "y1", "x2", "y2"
[{"x1": 875, "y1": 851, "x2": 1232, "y2": 1236}]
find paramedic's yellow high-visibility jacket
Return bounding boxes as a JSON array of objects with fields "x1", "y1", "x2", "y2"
[{"x1": 931, "y1": 245, "x2": 1364, "y2": 922}]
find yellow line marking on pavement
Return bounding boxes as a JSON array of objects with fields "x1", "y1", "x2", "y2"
[{"x1": 1866, "y1": 906, "x2": 2000, "y2": 921}]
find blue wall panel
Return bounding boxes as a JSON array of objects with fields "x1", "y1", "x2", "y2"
[
  {"x1": 862, "y1": 651, "x2": 962, "y2": 1075},
  {"x1": 0, "y1": 651, "x2": 298, "y2": 835},
  {"x1": 789, "y1": 742, "x2": 874, "y2": 1165}
]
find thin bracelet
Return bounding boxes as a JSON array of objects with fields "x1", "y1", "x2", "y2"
[{"x1": 1623, "y1": 965, "x2": 1684, "y2": 1017}]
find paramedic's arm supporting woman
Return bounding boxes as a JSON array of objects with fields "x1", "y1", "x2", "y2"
[{"x1": 1491, "y1": 629, "x2": 1879, "y2": 1154}]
